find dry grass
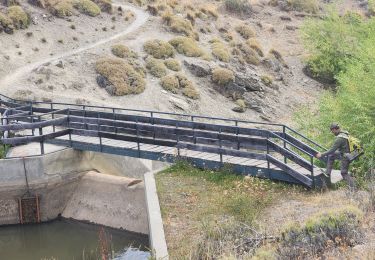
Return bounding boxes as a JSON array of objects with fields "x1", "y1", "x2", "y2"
[
  {"x1": 199, "y1": 4, "x2": 218, "y2": 19},
  {"x1": 92, "y1": 0, "x2": 112, "y2": 13},
  {"x1": 287, "y1": 0, "x2": 319, "y2": 14},
  {"x1": 261, "y1": 75, "x2": 273, "y2": 86},
  {"x1": 145, "y1": 57, "x2": 167, "y2": 78},
  {"x1": 269, "y1": 48, "x2": 287, "y2": 67},
  {"x1": 73, "y1": 0, "x2": 101, "y2": 16},
  {"x1": 236, "y1": 24, "x2": 255, "y2": 39},
  {"x1": 50, "y1": 0, "x2": 74, "y2": 17},
  {"x1": 160, "y1": 73, "x2": 199, "y2": 99},
  {"x1": 111, "y1": 44, "x2": 138, "y2": 59},
  {"x1": 95, "y1": 57, "x2": 145, "y2": 95},
  {"x1": 210, "y1": 39, "x2": 231, "y2": 62},
  {"x1": 246, "y1": 38, "x2": 264, "y2": 57},
  {"x1": 0, "y1": 12, "x2": 14, "y2": 33},
  {"x1": 143, "y1": 39, "x2": 175, "y2": 59},
  {"x1": 169, "y1": 36, "x2": 205, "y2": 57},
  {"x1": 164, "y1": 58, "x2": 181, "y2": 71},
  {"x1": 162, "y1": 12, "x2": 195, "y2": 37},
  {"x1": 235, "y1": 43, "x2": 261, "y2": 65},
  {"x1": 224, "y1": 0, "x2": 252, "y2": 15},
  {"x1": 212, "y1": 67, "x2": 234, "y2": 86},
  {"x1": 7, "y1": 6, "x2": 29, "y2": 29}
]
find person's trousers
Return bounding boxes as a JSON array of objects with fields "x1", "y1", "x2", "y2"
[{"x1": 326, "y1": 152, "x2": 356, "y2": 189}]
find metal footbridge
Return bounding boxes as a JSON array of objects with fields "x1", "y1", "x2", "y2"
[{"x1": 0, "y1": 94, "x2": 331, "y2": 188}]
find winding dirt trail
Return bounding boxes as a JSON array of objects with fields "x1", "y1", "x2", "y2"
[{"x1": 0, "y1": 2, "x2": 149, "y2": 90}]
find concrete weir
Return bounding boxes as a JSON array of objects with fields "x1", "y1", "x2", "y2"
[{"x1": 0, "y1": 143, "x2": 169, "y2": 258}]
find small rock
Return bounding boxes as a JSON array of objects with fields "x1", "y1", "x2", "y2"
[
  {"x1": 105, "y1": 85, "x2": 116, "y2": 96},
  {"x1": 286, "y1": 25, "x2": 298, "y2": 30},
  {"x1": 96, "y1": 75, "x2": 109, "y2": 88},
  {"x1": 232, "y1": 106, "x2": 246, "y2": 113},
  {"x1": 55, "y1": 60, "x2": 64, "y2": 69},
  {"x1": 280, "y1": 15, "x2": 292, "y2": 21},
  {"x1": 169, "y1": 96, "x2": 189, "y2": 111},
  {"x1": 161, "y1": 90, "x2": 168, "y2": 94},
  {"x1": 184, "y1": 58, "x2": 213, "y2": 77},
  {"x1": 35, "y1": 78, "x2": 43, "y2": 85}
]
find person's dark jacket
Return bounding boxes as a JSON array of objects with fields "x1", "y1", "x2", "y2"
[{"x1": 321, "y1": 131, "x2": 350, "y2": 157}]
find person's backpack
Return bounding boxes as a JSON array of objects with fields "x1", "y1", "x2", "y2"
[{"x1": 338, "y1": 132, "x2": 364, "y2": 161}]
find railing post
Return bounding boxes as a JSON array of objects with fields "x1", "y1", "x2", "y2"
[
  {"x1": 68, "y1": 109, "x2": 72, "y2": 147},
  {"x1": 136, "y1": 118, "x2": 140, "y2": 158},
  {"x1": 30, "y1": 101, "x2": 34, "y2": 136},
  {"x1": 192, "y1": 116, "x2": 196, "y2": 144},
  {"x1": 266, "y1": 138, "x2": 270, "y2": 169},
  {"x1": 283, "y1": 125, "x2": 287, "y2": 164},
  {"x1": 51, "y1": 103, "x2": 55, "y2": 133},
  {"x1": 310, "y1": 156, "x2": 315, "y2": 188},
  {"x1": 235, "y1": 120, "x2": 240, "y2": 150},
  {"x1": 219, "y1": 127, "x2": 223, "y2": 164},
  {"x1": 113, "y1": 108, "x2": 117, "y2": 134},
  {"x1": 38, "y1": 116, "x2": 44, "y2": 155},
  {"x1": 98, "y1": 112, "x2": 102, "y2": 152},
  {"x1": 151, "y1": 112, "x2": 155, "y2": 141},
  {"x1": 176, "y1": 122, "x2": 180, "y2": 157}
]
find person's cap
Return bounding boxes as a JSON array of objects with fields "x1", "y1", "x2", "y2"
[{"x1": 330, "y1": 123, "x2": 340, "y2": 130}]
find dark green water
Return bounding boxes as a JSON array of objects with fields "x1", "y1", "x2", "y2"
[{"x1": 0, "y1": 218, "x2": 150, "y2": 260}]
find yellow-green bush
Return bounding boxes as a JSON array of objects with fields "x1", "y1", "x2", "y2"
[
  {"x1": 210, "y1": 39, "x2": 231, "y2": 62},
  {"x1": 73, "y1": 0, "x2": 101, "y2": 16},
  {"x1": 95, "y1": 57, "x2": 145, "y2": 95},
  {"x1": 111, "y1": 44, "x2": 138, "y2": 59},
  {"x1": 261, "y1": 75, "x2": 273, "y2": 86},
  {"x1": 212, "y1": 67, "x2": 234, "y2": 86},
  {"x1": 169, "y1": 36, "x2": 204, "y2": 57},
  {"x1": 246, "y1": 38, "x2": 264, "y2": 57},
  {"x1": 168, "y1": 15, "x2": 194, "y2": 37},
  {"x1": 235, "y1": 24, "x2": 255, "y2": 39},
  {"x1": 164, "y1": 58, "x2": 181, "y2": 71},
  {"x1": 235, "y1": 43, "x2": 261, "y2": 65},
  {"x1": 92, "y1": 0, "x2": 112, "y2": 13},
  {"x1": 160, "y1": 73, "x2": 199, "y2": 99},
  {"x1": 145, "y1": 57, "x2": 167, "y2": 78},
  {"x1": 199, "y1": 4, "x2": 218, "y2": 19},
  {"x1": 7, "y1": 6, "x2": 29, "y2": 29},
  {"x1": 0, "y1": 12, "x2": 14, "y2": 32},
  {"x1": 51, "y1": 0, "x2": 74, "y2": 17},
  {"x1": 287, "y1": 0, "x2": 319, "y2": 14},
  {"x1": 143, "y1": 39, "x2": 175, "y2": 59}
]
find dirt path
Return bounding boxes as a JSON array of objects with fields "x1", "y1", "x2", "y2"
[{"x1": 0, "y1": 2, "x2": 149, "y2": 90}]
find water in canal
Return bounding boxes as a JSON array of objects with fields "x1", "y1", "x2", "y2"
[{"x1": 0, "y1": 218, "x2": 150, "y2": 260}]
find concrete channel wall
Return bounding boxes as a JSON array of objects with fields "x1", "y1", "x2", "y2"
[{"x1": 0, "y1": 144, "x2": 170, "y2": 257}]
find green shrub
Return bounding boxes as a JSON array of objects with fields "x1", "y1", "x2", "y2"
[
  {"x1": 212, "y1": 67, "x2": 234, "y2": 86},
  {"x1": 51, "y1": 0, "x2": 74, "y2": 17},
  {"x1": 279, "y1": 206, "x2": 363, "y2": 258},
  {"x1": 160, "y1": 73, "x2": 199, "y2": 99},
  {"x1": 7, "y1": 6, "x2": 29, "y2": 29},
  {"x1": 169, "y1": 36, "x2": 204, "y2": 57},
  {"x1": 111, "y1": 44, "x2": 138, "y2": 59},
  {"x1": 164, "y1": 58, "x2": 181, "y2": 71},
  {"x1": 287, "y1": 0, "x2": 319, "y2": 14},
  {"x1": 145, "y1": 57, "x2": 167, "y2": 78},
  {"x1": 143, "y1": 39, "x2": 174, "y2": 59},
  {"x1": 210, "y1": 39, "x2": 231, "y2": 62},
  {"x1": 235, "y1": 24, "x2": 255, "y2": 39},
  {"x1": 95, "y1": 57, "x2": 145, "y2": 95},
  {"x1": 73, "y1": 0, "x2": 101, "y2": 16},
  {"x1": 296, "y1": 11, "x2": 375, "y2": 179},
  {"x1": 224, "y1": 0, "x2": 252, "y2": 15}
]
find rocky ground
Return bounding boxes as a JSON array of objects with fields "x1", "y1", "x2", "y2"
[{"x1": 1, "y1": 0, "x2": 367, "y2": 125}]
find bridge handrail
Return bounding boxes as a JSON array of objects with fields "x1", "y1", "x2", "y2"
[{"x1": 0, "y1": 94, "x2": 326, "y2": 152}]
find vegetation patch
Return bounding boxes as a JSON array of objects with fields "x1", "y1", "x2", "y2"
[
  {"x1": 50, "y1": 0, "x2": 75, "y2": 17},
  {"x1": 199, "y1": 4, "x2": 218, "y2": 20},
  {"x1": 169, "y1": 36, "x2": 205, "y2": 57},
  {"x1": 145, "y1": 57, "x2": 167, "y2": 78},
  {"x1": 111, "y1": 44, "x2": 138, "y2": 59},
  {"x1": 246, "y1": 38, "x2": 264, "y2": 57},
  {"x1": 165, "y1": 14, "x2": 195, "y2": 37},
  {"x1": 73, "y1": 0, "x2": 101, "y2": 17},
  {"x1": 7, "y1": 6, "x2": 29, "y2": 29},
  {"x1": 92, "y1": 0, "x2": 112, "y2": 13},
  {"x1": 234, "y1": 43, "x2": 261, "y2": 65},
  {"x1": 160, "y1": 73, "x2": 199, "y2": 99},
  {"x1": 278, "y1": 206, "x2": 364, "y2": 258},
  {"x1": 95, "y1": 57, "x2": 145, "y2": 95},
  {"x1": 224, "y1": 0, "x2": 252, "y2": 16},
  {"x1": 0, "y1": 12, "x2": 14, "y2": 33},
  {"x1": 235, "y1": 24, "x2": 255, "y2": 39},
  {"x1": 164, "y1": 58, "x2": 181, "y2": 71},
  {"x1": 212, "y1": 67, "x2": 234, "y2": 86},
  {"x1": 261, "y1": 75, "x2": 273, "y2": 86},
  {"x1": 156, "y1": 161, "x2": 301, "y2": 258},
  {"x1": 210, "y1": 39, "x2": 231, "y2": 62},
  {"x1": 286, "y1": 0, "x2": 319, "y2": 14},
  {"x1": 143, "y1": 39, "x2": 174, "y2": 59}
]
